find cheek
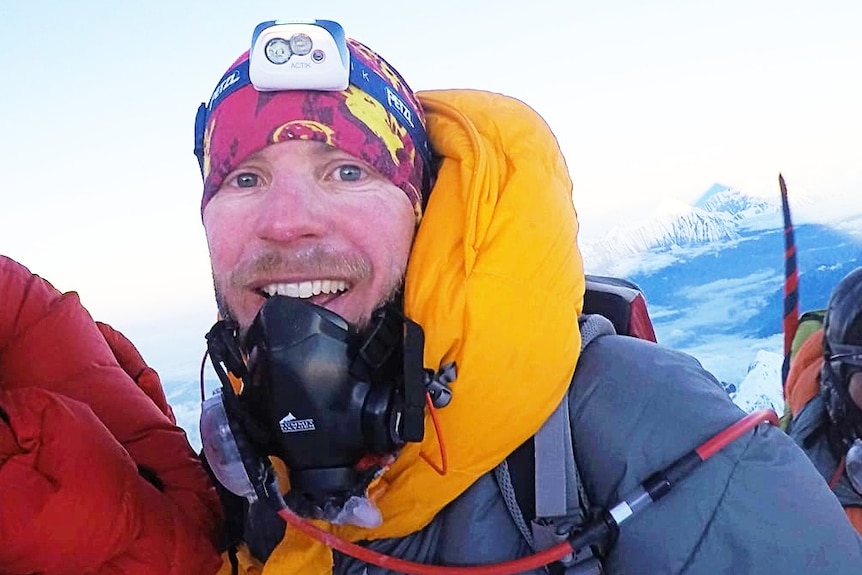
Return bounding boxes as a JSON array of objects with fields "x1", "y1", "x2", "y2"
[
  {"x1": 365, "y1": 198, "x2": 415, "y2": 269},
  {"x1": 203, "y1": 205, "x2": 245, "y2": 274},
  {"x1": 393, "y1": 215, "x2": 417, "y2": 263}
]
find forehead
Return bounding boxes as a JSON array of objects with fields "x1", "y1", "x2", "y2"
[{"x1": 243, "y1": 140, "x2": 362, "y2": 164}]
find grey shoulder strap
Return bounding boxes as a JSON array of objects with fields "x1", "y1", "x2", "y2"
[
  {"x1": 534, "y1": 313, "x2": 615, "y2": 520},
  {"x1": 495, "y1": 314, "x2": 615, "y2": 573}
]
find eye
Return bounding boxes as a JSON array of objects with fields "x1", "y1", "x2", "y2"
[
  {"x1": 235, "y1": 173, "x2": 260, "y2": 188},
  {"x1": 334, "y1": 164, "x2": 364, "y2": 182}
]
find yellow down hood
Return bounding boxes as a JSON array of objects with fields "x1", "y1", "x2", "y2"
[{"x1": 264, "y1": 88, "x2": 585, "y2": 573}]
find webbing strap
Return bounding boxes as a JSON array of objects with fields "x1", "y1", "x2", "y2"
[
  {"x1": 494, "y1": 460, "x2": 534, "y2": 548},
  {"x1": 534, "y1": 399, "x2": 579, "y2": 518},
  {"x1": 494, "y1": 314, "x2": 615, "y2": 570},
  {"x1": 533, "y1": 314, "x2": 615, "y2": 521},
  {"x1": 529, "y1": 315, "x2": 616, "y2": 573}
]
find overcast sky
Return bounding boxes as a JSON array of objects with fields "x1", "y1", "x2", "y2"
[{"x1": 2, "y1": 0, "x2": 860, "y2": 371}]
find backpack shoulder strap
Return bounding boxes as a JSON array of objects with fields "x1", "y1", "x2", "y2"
[
  {"x1": 496, "y1": 314, "x2": 616, "y2": 574},
  {"x1": 780, "y1": 308, "x2": 827, "y2": 399},
  {"x1": 533, "y1": 314, "x2": 616, "y2": 517}
]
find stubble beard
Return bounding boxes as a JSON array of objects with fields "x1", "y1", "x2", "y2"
[{"x1": 212, "y1": 248, "x2": 405, "y2": 340}]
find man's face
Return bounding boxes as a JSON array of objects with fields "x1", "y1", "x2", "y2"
[{"x1": 202, "y1": 140, "x2": 416, "y2": 333}]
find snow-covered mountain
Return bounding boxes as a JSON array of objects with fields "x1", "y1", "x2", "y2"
[
  {"x1": 581, "y1": 201, "x2": 737, "y2": 271},
  {"x1": 729, "y1": 350, "x2": 785, "y2": 415},
  {"x1": 694, "y1": 183, "x2": 775, "y2": 220},
  {"x1": 581, "y1": 184, "x2": 780, "y2": 276},
  {"x1": 581, "y1": 182, "x2": 862, "y2": 420}
]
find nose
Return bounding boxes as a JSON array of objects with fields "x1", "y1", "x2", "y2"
[{"x1": 253, "y1": 176, "x2": 328, "y2": 243}]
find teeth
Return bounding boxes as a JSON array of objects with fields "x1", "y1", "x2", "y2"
[
  {"x1": 298, "y1": 281, "x2": 313, "y2": 298},
  {"x1": 262, "y1": 280, "x2": 349, "y2": 299}
]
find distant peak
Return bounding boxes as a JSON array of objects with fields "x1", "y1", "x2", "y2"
[
  {"x1": 694, "y1": 183, "x2": 736, "y2": 210},
  {"x1": 581, "y1": 203, "x2": 739, "y2": 274},
  {"x1": 702, "y1": 182, "x2": 733, "y2": 198},
  {"x1": 692, "y1": 184, "x2": 775, "y2": 217}
]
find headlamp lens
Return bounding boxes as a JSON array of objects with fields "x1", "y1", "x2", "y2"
[
  {"x1": 265, "y1": 38, "x2": 292, "y2": 64},
  {"x1": 311, "y1": 49, "x2": 326, "y2": 63},
  {"x1": 289, "y1": 33, "x2": 313, "y2": 56}
]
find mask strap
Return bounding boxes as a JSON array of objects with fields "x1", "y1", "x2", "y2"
[
  {"x1": 203, "y1": 319, "x2": 286, "y2": 508},
  {"x1": 401, "y1": 316, "x2": 427, "y2": 442}
]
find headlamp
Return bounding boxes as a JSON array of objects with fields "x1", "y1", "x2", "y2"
[
  {"x1": 193, "y1": 18, "x2": 432, "y2": 187},
  {"x1": 249, "y1": 19, "x2": 349, "y2": 91}
]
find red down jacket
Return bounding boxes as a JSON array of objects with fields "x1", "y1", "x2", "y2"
[{"x1": 0, "y1": 255, "x2": 223, "y2": 574}]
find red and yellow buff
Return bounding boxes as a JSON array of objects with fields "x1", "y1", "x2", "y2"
[{"x1": 197, "y1": 38, "x2": 429, "y2": 218}]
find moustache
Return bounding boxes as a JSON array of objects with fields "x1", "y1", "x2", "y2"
[{"x1": 227, "y1": 247, "x2": 373, "y2": 289}]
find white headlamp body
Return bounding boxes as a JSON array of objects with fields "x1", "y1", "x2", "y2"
[{"x1": 249, "y1": 19, "x2": 350, "y2": 92}]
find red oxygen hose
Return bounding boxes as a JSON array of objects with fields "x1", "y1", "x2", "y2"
[{"x1": 279, "y1": 408, "x2": 779, "y2": 575}]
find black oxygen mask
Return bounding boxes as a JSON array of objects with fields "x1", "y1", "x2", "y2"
[{"x1": 202, "y1": 295, "x2": 427, "y2": 523}]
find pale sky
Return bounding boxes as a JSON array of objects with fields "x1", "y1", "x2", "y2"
[{"x1": 2, "y1": 0, "x2": 860, "y2": 368}]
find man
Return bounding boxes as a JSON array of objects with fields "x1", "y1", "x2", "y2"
[
  {"x1": 195, "y1": 19, "x2": 862, "y2": 574},
  {"x1": 785, "y1": 267, "x2": 862, "y2": 533}
]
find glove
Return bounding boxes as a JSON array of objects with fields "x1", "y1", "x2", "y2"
[{"x1": 0, "y1": 387, "x2": 219, "y2": 574}]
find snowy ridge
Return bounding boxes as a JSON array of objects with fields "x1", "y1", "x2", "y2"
[
  {"x1": 729, "y1": 350, "x2": 784, "y2": 415},
  {"x1": 582, "y1": 184, "x2": 780, "y2": 275},
  {"x1": 618, "y1": 198, "x2": 740, "y2": 247},
  {"x1": 582, "y1": 198, "x2": 739, "y2": 274},
  {"x1": 694, "y1": 184, "x2": 775, "y2": 221}
]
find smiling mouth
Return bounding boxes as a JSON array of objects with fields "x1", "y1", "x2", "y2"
[{"x1": 258, "y1": 279, "x2": 350, "y2": 299}]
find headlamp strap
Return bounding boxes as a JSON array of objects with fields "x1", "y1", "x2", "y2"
[{"x1": 193, "y1": 103, "x2": 207, "y2": 172}]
